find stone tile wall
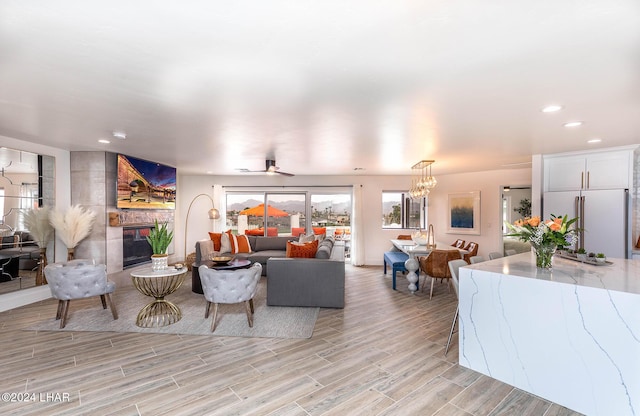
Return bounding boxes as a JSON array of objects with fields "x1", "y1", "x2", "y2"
[{"x1": 71, "y1": 151, "x2": 175, "y2": 274}]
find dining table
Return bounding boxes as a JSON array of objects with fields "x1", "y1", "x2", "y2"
[{"x1": 389, "y1": 239, "x2": 468, "y2": 293}]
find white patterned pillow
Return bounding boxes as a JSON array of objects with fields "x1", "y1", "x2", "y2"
[
  {"x1": 220, "y1": 232, "x2": 232, "y2": 253},
  {"x1": 298, "y1": 233, "x2": 315, "y2": 243}
]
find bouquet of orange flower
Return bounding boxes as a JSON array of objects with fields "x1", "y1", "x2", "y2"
[{"x1": 506, "y1": 214, "x2": 578, "y2": 248}]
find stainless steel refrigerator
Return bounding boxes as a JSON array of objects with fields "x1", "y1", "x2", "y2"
[{"x1": 542, "y1": 189, "x2": 630, "y2": 258}]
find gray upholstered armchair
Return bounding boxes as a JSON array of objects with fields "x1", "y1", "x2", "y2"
[
  {"x1": 199, "y1": 262, "x2": 262, "y2": 332},
  {"x1": 44, "y1": 260, "x2": 118, "y2": 328}
]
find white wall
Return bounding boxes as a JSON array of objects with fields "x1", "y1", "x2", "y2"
[
  {"x1": 427, "y1": 168, "x2": 532, "y2": 258},
  {"x1": 0, "y1": 135, "x2": 71, "y2": 311},
  {"x1": 179, "y1": 167, "x2": 532, "y2": 265}
]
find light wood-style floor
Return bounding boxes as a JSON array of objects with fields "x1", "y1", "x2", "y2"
[{"x1": 0, "y1": 265, "x2": 582, "y2": 416}]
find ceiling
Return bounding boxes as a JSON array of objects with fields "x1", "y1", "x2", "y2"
[{"x1": 1, "y1": 1, "x2": 639, "y2": 177}]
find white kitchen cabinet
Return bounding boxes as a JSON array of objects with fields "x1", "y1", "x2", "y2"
[{"x1": 544, "y1": 149, "x2": 633, "y2": 192}]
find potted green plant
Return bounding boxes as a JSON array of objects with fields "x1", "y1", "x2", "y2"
[
  {"x1": 147, "y1": 220, "x2": 174, "y2": 270},
  {"x1": 576, "y1": 247, "x2": 587, "y2": 262},
  {"x1": 595, "y1": 253, "x2": 606, "y2": 264}
]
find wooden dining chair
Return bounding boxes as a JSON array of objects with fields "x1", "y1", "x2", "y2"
[
  {"x1": 418, "y1": 249, "x2": 462, "y2": 299},
  {"x1": 451, "y1": 239, "x2": 466, "y2": 249},
  {"x1": 463, "y1": 242, "x2": 479, "y2": 263}
]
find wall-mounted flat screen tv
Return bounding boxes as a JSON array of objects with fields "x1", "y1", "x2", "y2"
[{"x1": 116, "y1": 154, "x2": 176, "y2": 209}]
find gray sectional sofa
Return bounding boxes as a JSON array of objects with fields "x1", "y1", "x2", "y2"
[
  {"x1": 194, "y1": 235, "x2": 292, "y2": 276},
  {"x1": 192, "y1": 235, "x2": 345, "y2": 308},
  {"x1": 0, "y1": 231, "x2": 40, "y2": 281}
]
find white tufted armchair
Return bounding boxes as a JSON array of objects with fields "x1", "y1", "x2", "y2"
[
  {"x1": 44, "y1": 260, "x2": 118, "y2": 328},
  {"x1": 199, "y1": 262, "x2": 262, "y2": 332}
]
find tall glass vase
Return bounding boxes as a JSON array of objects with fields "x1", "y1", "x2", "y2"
[{"x1": 532, "y1": 242, "x2": 556, "y2": 270}]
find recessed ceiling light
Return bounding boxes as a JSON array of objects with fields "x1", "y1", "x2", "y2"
[
  {"x1": 98, "y1": 139, "x2": 110, "y2": 144},
  {"x1": 587, "y1": 138, "x2": 602, "y2": 143},
  {"x1": 542, "y1": 105, "x2": 562, "y2": 113},
  {"x1": 112, "y1": 131, "x2": 127, "y2": 139},
  {"x1": 206, "y1": 171, "x2": 213, "y2": 174},
  {"x1": 563, "y1": 121, "x2": 583, "y2": 128}
]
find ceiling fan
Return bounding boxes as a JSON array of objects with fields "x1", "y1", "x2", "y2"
[{"x1": 238, "y1": 159, "x2": 295, "y2": 177}]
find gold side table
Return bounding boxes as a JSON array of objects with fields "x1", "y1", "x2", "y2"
[{"x1": 130, "y1": 266, "x2": 187, "y2": 328}]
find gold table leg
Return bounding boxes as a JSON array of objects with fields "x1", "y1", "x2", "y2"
[
  {"x1": 136, "y1": 298, "x2": 182, "y2": 327},
  {"x1": 132, "y1": 271, "x2": 186, "y2": 328}
]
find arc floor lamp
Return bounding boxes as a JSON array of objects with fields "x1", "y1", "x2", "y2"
[{"x1": 184, "y1": 193, "x2": 220, "y2": 260}]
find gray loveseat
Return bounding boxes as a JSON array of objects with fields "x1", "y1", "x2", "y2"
[{"x1": 192, "y1": 235, "x2": 345, "y2": 308}]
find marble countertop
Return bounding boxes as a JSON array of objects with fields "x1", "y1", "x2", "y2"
[{"x1": 466, "y1": 252, "x2": 640, "y2": 296}]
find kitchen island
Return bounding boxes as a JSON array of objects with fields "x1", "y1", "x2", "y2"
[{"x1": 458, "y1": 253, "x2": 639, "y2": 416}]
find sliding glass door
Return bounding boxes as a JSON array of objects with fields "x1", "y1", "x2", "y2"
[
  {"x1": 225, "y1": 190, "x2": 351, "y2": 238},
  {"x1": 265, "y1": 193, "x2": 306, "y2": 236}
]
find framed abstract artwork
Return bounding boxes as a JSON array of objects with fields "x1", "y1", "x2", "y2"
[{"x1": 447, "y1": 191, "x2": 480, "y2": 235}]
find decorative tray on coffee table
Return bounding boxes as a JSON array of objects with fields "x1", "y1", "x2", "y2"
[
  {"x1": 210, "y1": 256, "x2": 233, "y2": 265},
  {"x1": 555, "y1": 253, "x2": 612, "y2": 266}
]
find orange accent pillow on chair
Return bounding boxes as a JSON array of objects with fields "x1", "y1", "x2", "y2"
[
  {"x1": 208, "y1": 232, "x2": 222, "y2": 251},
  {"x1": 286, "y1": 240, "x2": 318, "y2": 258}
]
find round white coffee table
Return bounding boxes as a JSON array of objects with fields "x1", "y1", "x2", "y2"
[{"x1": 130, "y1": 266, "x2": 187, "y2": 328}]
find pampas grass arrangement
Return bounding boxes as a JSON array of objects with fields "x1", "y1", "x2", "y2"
[
  {"x1": 22, "y1": 206, "x2": 54, "y2": 248},
  {"x1": 50, "y1": 205, "x2": 97, "y2": 259}
]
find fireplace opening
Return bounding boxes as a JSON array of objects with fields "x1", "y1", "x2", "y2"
[{"x1": 123, "y1": 226, "x2": 153, "y2": 268}]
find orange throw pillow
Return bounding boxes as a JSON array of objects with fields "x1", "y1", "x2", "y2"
[
  {"x1": 208, "y1": 232, "x2": 222, "y2": 251},
  {"x1": 286, "y1": 240, "x2": 318, "y2": 258},
  {"x1": 226, "y1": 230, "x2": 252, "y2": 254},
  {"x1": 312, "y1": 227, "x2": 326, "y2": 235}
]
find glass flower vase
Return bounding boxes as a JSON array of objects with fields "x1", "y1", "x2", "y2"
[{"x1": 532, "y1": 242, "x2": 556, "y2": 269}]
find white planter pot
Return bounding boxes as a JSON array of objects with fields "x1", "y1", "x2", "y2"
[{"x1": 151, "y1": 254, "x2": 168, "y2": 271}]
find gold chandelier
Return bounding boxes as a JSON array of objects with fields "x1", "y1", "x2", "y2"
[{"x1": 409, "y1": 160, "x2": 437, "y2": 199}]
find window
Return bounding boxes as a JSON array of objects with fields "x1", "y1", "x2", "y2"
[
  {"x1": 225, "y1": 193, "x2": 265, "y2": 235},
  {"x1": 266, "y1": 193, "x2": 306, "y2": 236},
  {"x1": 310, "y1": 193, "x2": 352, "y2": 236},
  {"x1": 382, "y1": 191, "x2": 425, "y2": 229},
  {"x1": 225, "y1": 190, "x2": 351, "y2": 237}
]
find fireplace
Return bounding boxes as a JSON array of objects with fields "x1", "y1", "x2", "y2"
[{"x1": 123, "y1": 226, "x2": 153, "y2": 268}]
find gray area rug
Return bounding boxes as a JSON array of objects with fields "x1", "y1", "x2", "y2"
[{"x1": 26, "y1": 278, "x2": 319, "y2": 339}]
